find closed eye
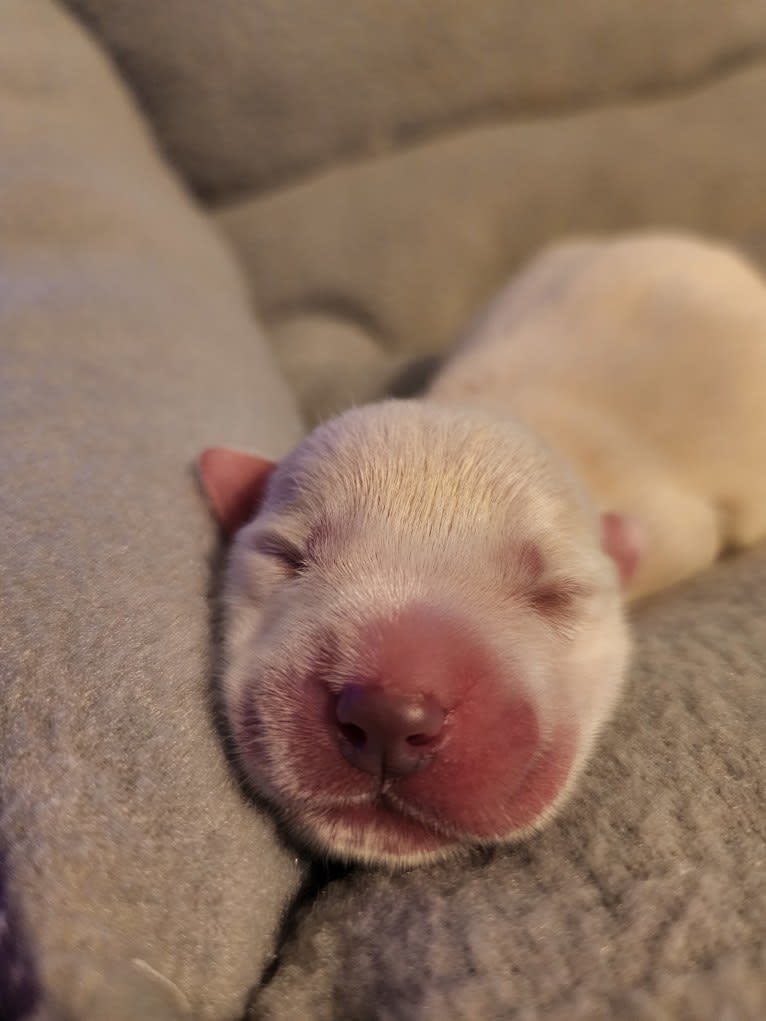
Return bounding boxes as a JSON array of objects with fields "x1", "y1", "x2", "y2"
[
  {"x1": 528, "y1": 578, "x2": 590, "y2": 635},
  {"x1": 252, "y1": 532, "x2": 307, "y2": 574}
]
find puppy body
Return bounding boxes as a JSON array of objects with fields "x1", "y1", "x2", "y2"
[
  {"x1": 205, "y1": 234, "x2": 766, "y2": 866},
  {"x1": 429, "y1": 234, "x2": 766, "y2": 599}
]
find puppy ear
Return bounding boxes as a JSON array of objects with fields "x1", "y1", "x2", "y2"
[
  {"x1": 600, "y1": 511, "x2": 648, "y2": 589},
  {"x1": 197, "y1": 447, "x2": 277, "y2": 537}
]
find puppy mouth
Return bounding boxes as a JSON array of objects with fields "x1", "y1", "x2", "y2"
[
  {"x1": 268, "y1": 729, "x2": 577, "y2": 867},
  {"x1": 341, "y1": 783, "x2": 460, "y2": 837},
  {"x1": 233, "y1": 689, "x2": 576, "y2": 864},
  {"x1": 232, "y1": 703, "x2": 461, "y2": 856},
  {"x1": 294, "y1": 793, "x2": 460, "y2": 864}
]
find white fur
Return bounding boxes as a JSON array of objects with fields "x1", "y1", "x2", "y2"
[
  {"x1": 220, "y1": 233, "x2": 766, "y2": 866},
  {"x1": 431, "y1": 233, "x2": 766, "y2": 599}
]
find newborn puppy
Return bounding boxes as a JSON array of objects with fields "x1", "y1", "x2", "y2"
[{"x1": 199, "y1": 234, "x2": 766, "y2": 866}]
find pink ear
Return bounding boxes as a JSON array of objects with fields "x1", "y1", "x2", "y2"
[
  {"x1": 198, "y1": 447, "x2": 277, "y2": 537},
  {"x1": 600, "y1": 511, "x2": 648, "y2": 590}
]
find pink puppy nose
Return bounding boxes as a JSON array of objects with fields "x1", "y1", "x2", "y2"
[{"x1": 335, "y1": 684, "x2": 446, "y2": 777}]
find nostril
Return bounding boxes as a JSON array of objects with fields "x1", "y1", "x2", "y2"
[
  {"x1": 338, "y1": 722, "x2": 366, "y2": 747},
  {"x1": 406, "y1": 732, "x2": 436, "y2": 747}
]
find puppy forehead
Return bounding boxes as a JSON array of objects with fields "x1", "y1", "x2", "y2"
[{"x1": 265, "y1": 401, "x2": 562, "y2": 528}]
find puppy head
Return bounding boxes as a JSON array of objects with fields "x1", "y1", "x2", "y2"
[{"x1": 200, "y1": 400, "x2": 635, "y2": 866}]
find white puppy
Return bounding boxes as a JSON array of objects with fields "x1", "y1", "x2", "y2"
[{"x1": 200, "y1": 234, "x2": 766, "y2": 866}]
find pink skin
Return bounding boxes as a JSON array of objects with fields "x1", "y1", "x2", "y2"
[
  {"x1": 232, "y1": 604, "x2": 575, "y2": 859},
  {"x1": 198, "y1": 405, "x2": 638, "y2": 866},
  {"x1": 601, "y1": 512, "x2": 647, "y2": 589}
]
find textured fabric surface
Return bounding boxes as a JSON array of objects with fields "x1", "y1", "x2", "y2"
[
  {"x1": 3, "y1": 3, "x2": 766, "y2": 1019},
  {"x1": 0, "y1": 3, "x2": 303, "y2": 1019},
  {"x1": 216, "y1": 64, "x2": 766, "y2": 417},
  {"x1": 61, "y1": 0, "x2": 766, "y2": 422},
  {"x1": 249, "y1": 548, "x2": 766, "y2": 1021},
  {"x1": 61, "y1": 0, "x2": 766, "y2": 201}
]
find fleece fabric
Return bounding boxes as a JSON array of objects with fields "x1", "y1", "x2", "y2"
[
  {"x1": 3, "y1": 2, "x2": 765, "y2": 1018},
  {"x1": 63, "y1": 0, "x2": 766, "y2": 420},
  {"x1": 0, "y1": 3, "x2": 303, "y2": 1018}
]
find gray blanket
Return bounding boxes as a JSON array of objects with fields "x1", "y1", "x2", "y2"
[{"x1": 2, "y1": 2, "x2": 764, "y2": 1018}]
